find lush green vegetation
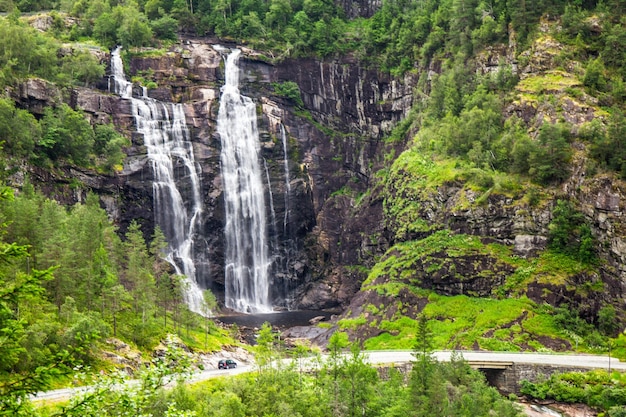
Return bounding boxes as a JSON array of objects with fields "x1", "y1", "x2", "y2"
[
  {"x1": 357, "y1": 224, "x2": 618, "y2": 353},
  {"x1": 0, "y1": 94, "x2": 128, "y2": 173},
  {"x1": 36, "y1": 327, "x2": 523, "y2": 417},
  {"x1": 521, "y1": 369, "x2": 626, "y2": 416},
  {"x1": 0, "y1": 0, "x2": 623, "y2": 177},
  {"x1": 0, "y1": 13, "x2": 104, "y2": 89},
  {"x1": 366, "y1": 0, "x2": 625, "y2": 369},
  {"x1": 33, "y1": 340, "x2": 196, "y2": 417},
  {"x1": 0, "y1": 183, "x2": 231, "y2": 415}
]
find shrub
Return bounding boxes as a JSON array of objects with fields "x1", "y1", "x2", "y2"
[{"x1": 272, "y1": 81, "x2": 304, "y2": 107}]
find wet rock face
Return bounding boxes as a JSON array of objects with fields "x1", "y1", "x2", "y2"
[
  {"x1": 272, "y1": 57, "x2": 415, "y2": 141},
  {"x1": 3, "y1": 35, "x2": 400, "y2": 309},
  {"x1": 11, "y1": 35, "x2": 626, "y2": 320},
  {"x1": 9, "y1": 39, "x2": 406, "y2": 309}
]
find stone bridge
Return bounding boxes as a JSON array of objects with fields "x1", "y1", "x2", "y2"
[
  {"x1": 468, "y1": 361, "x2": 594, "y2": 394},
  {"x1": 367, "y1": 351, "x2": 624, "y2": 395}
]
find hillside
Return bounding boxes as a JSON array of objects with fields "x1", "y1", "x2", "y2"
[{"x1": 0, "y1": 0, "x2": 625, "y2": 413}]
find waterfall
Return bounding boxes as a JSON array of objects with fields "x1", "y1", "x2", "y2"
[
  {"x1": 110, "y1": 47, "x2": 207, "y2": 315},
  {"x1": 264, "y1": 158, "x2": 279, "y2": 249},
  {"x1": 277, "y1": 124, "x2": 295, "y2": 308},
  {"x1": 280, "y1": 124, "x2": 292, "y2": 235},
  {"x1": 217, "y1": 49, "x2": 272, "y2": 313}
]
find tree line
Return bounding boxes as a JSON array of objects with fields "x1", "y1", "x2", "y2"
[
  {"x1": 1, "y1": 0, "x2": 625, "y2": 179},
  {"x1": 33, "y1": 319, "x2": 526, "y2": 417},
  {"x1": 0, "y1": 182, "x2": 223, "y2": 415}
]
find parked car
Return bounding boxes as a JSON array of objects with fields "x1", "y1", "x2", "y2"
[{"x1": 218, "y1": 359, "x2": 237, "y2": 369}]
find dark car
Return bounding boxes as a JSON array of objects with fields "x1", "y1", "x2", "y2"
[{"x1": 218, "y1": 359, "x2": 237, "y2": 369}]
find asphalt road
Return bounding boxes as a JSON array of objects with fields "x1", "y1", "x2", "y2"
[
  {"x1": 32, "y1": 350, "x2": 625, "y2": 403},
  {"x1": 367, "y1": 350, "x2": 626, "y2": 370}
]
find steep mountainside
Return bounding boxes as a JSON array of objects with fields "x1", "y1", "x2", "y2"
[{"x1": 3, "y1": 0, "x2": 626, "y2": 354}]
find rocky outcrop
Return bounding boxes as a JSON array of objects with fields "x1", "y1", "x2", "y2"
[
  {"x1": 10, "y1": 78, "x2": 62, "y2": 115},
  {"x1": 274, "y1": 56, "x2": 414, "y2": 141}
]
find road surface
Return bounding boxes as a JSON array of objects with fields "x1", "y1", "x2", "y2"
[{"x1": 32, "y1": 350, "x2": 625, "y2": 403}]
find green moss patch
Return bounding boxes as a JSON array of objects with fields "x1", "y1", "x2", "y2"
[
  {"x1": 364, "y1": 230, "x2": 516, "y2": 288},
  {"x1": 517, "y1": 70, "x2": 581, "y2": 95},
  {"x1": 363, "y1": 292, "x2": 566, "y2": 351}
]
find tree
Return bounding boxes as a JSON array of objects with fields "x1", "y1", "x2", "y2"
[
  {"x1": 0, "y1": 17, "x2": 57, "y2": 85},
  {"x1": 117, "y1": 5, "x2": 154, "y2": 47},
  {"x1": 528, "y1": 123, "x2": 572, "y2": 184},
  {"x1": 104, "y1": 284, "x2": 132, "y2": 338},
  {"x1": 93, "y1": 12, "x2": 120, "y2": 48},
  {"x1": 265, "y1": 0, "x2": 292, "y2": 31},
  {"x1": 410, "y1": 314, "x2": 435, "y2": 401},
  {"x1": 602, "y1": 20, "x2": 626, "y2": 78},
  {"x1": 94, "y1": 124, "x2": 129, "y2": 172},
  {"x1": 202, "y1": 290, "x2": 217, "y2": 350},
  {"x1": 0, "y1": 98, "x2": 39, "y2": 159},
  {"x1": 39, "y1": 104, "x2": 95, "y2": 166},
  {"x1": 583, "y1": 58, "x2": 607, "y2": 91},
  {"x1": 342, "y1": 342, "x2": 378, "y2": 417},
  {"x1": 450, "y1": 0, "x2": 479, "y2": 53},
  {"x1": 0, "y1": 185, "x2": 75, "y2": 416},
  {"x1": 598, "y1": 305, "x2": 618, "y2": 336},
  {"x1": 324, "y1": 331, "x2": 349, "y2": 415},
  {"x1": 548, "y1": 199, "x2": 597, "y2": 263},
  {"x1": 123, "y1": 221, "x2": 159, "y2": 347},
  {"x1": 59, "y1": 48, "x2": 106, "y2": 87},
  {"x1": 256, "y1": 321, "x2": 279, "y2": 374},
  {"x1": 151, "y1": 15, "x2": 179, "y2": 41}
]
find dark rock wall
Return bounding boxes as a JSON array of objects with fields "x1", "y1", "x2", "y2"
[{"x1": 8, "y1": 35, "x2": 414, "y2": 309}]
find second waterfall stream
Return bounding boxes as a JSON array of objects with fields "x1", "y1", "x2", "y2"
[{"x1": 218, "y1": 48, "x2": 273, "y2": 313}]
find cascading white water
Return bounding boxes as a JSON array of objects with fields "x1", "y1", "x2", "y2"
[
  {"x1": 217, "y1": 48, "x2": 272, "y2": 313},
  {"x1": 264, "y1": 159, "x2": 279, "y2": 247},
  {"x1": 280, "y1": 124, "x2": 292, "y2": 234},
  {"x1": 110, "y1": 47, "x2": 206, "y2": 315}
]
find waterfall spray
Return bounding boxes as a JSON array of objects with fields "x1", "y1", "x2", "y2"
[
  {"x1": 110, "y1": 47, "x2": 207, "y2": 315},
  {"x1": 217, "y1": 48, "x2": 272, "y2": 313}
]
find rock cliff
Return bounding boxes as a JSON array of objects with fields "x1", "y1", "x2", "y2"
[
  {"x1": 10, "y1": 38, "x2": 414, "y2": 309},
  {"x1": 9, "y1": 28, "x2": 626, "y2": 330}
]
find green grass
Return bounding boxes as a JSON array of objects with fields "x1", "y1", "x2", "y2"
[
  {"x1": 533, "y1": 251, "x2": 594, "y2": 285},
  {"x1": 363, "y1": 293, "x2": 567, "y2": 351},
  {"x1": 338, "y1": 314, "x2": 368, "y2": 330},
  {"x1": 363, "y1": 230, "x2": 515, "y2": 287},
  {"x1": 517, "y1": 70, "x2": 581, "y2": 94}
]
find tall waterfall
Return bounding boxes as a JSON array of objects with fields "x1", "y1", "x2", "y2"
[
  {"x1": 280, "y1": 124, "x2": 292, "y2": 235},
  {"x1": 217, "y1": 49, "x2": 272, "y2": 313},
  {"x1": 110, "y1": 47, "x2": 206, "y2": 314}
]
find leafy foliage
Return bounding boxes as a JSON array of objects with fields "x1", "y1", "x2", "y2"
[
  {"x1": 0, "y1": 15, "x2": 104, "y2": 88},
  {"x1": 548, "y1": 199, "x2": 596, "y2": 263},
  {"x1": 0, "y1": 2, "x2": 624, "y2": 415},
  {"x1": 0, "y1": 185, "x2": 77, "y2": 416},
  {"x1": 0, "y1": 183, "x2": 229, "y2": 410},
  {"x1": 0, "y1": 96, "x2": 128, "y2": 172},
  {"x1": 521, "y1": 369, "x2": 626, "y2": 413},
  {"x1": 57, "y1": 337, "x2": 194, "y2": 417},
  {"x1": 127, "y1": 330, "x2": 524, "y2": 417},
  {"x1": 272, "y1": 81, "x2": 304, "y2": 107}
]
